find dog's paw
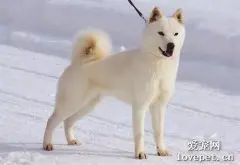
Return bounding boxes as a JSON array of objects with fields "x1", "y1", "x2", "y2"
[
  {"x1": 157, "y1": 149, "x2": 171, "y2": 156},
  {"x1": 136, "y1": 152, "x2": 148, "y2": 159},
  {"x1": 43, "y1": 144, "x2": 54, "y2": 151},
  {"x1": 68, "y1": 139, "x2": 80, "y2": 145}
]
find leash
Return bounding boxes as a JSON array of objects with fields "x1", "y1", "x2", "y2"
[{"x1": 128, "y1": 0, "x2": 147, "y2": 23}]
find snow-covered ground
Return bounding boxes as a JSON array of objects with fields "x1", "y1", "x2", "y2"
[
  {"x1": 0, "y1": 0, "x2": 240, "y2": 164},
  {"x1": 0, "y1": 46, "x2": 239, "y2": 164}
]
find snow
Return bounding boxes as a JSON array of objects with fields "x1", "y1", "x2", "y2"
[
  {"x1": 0, "y1": 45, "x2": 240, "y2": 164},
  {"x1": 0, "y1": 0, "x2": 240, "y2": 164},
  {"x1": 119, "y1": 46, "x2": 126, "y2": 52},
  {"x1": 48, "y1": 0, "x2": 240, "y2": 36}
]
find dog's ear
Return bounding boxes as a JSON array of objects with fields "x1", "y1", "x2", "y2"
[
  {"x1": 149, "y1": 7, "x2": 163, "y2": 23},
  {"x1": 172, "y1": 8, "x2": 184, "y2": 24}
]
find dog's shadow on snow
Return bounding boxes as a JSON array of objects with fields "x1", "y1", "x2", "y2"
[{"x1": 0, "y1": 142, "x2": 134, "y2": 159}]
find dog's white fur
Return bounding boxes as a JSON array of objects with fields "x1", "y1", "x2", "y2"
[{"x1": 43, "y1": 7, "x2": 185, "y2": 159}]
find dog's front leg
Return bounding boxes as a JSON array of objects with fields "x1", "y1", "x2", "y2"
[
  {"x1": 150, "y1": 91, "x2": 172, "y2": 157},
  {"x1": 132, "y1": 104, "x2": 148, "y2": 159}
]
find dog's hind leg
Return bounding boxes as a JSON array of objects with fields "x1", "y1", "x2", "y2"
[
  {"x1": 43, "y1": 111, "x2": 65, "y2": 151},
  {"x1": 64, "y1": 95, "x2": 101, "y2": 145},
  {"x1": 43, "y1": 101, "x2": 81, "y2": 151},
  {"x1": 43, "y1": 87, "x2": 98, "y2": 151}
]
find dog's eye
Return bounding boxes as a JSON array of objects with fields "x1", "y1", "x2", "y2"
[
  {"x1": 158, "y1": 31, "x2": 165, "y2": 36},
  {"x1": 174, "y1": 32, "x2": 179, "y2": 36}
]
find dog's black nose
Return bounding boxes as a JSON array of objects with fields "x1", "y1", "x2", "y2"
[{"x1": 167, "y1": 42, "x2": 175, "y2": 50}]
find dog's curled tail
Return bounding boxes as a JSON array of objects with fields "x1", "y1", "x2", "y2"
[{"x1": 71, "y1": 29, "x2": 112, "y2": 64}]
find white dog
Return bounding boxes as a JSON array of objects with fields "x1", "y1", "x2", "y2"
[{"x1": 43, "y1": 7, "x2": 185, "y2": 159}]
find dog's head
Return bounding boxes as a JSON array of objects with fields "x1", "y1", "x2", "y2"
[{"x1": 142, "y1": 7, "x2": 185, "y2": 58}]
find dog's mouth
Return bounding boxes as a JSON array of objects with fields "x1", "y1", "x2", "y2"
[{"x1": 158, "y1": 47, "x2": 173, "y2": 57}]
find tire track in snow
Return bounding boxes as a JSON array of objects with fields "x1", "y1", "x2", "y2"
[
  {"x1": 0, "y1": 63, "x2": 58, "y2": 79},
  {"x1": 171, "y1": 103, "x2": 240, "y2": 123}
]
